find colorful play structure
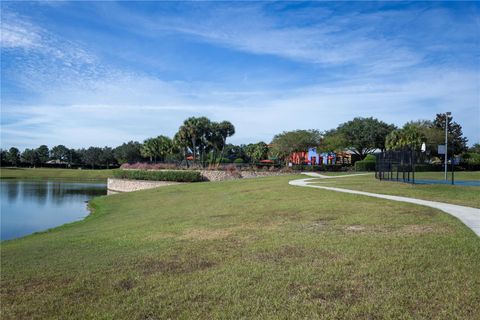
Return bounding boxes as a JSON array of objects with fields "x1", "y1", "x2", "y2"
[{"x1": 289, "y1": 148, "x2": 352, "y2": 165}]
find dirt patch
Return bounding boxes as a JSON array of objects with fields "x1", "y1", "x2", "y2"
[
  {"x1": 345, "y1": 225, "x2": 366, "y2": 232},
  {"x1": 140, "y1": 256, "x2": 216, "y2": 275},
  {"x1": 398, "y1": 224, "x2": 450, "y2": 235},
  {"x1": 288, "y1": 282, "x2": 361, "y2": 305},
  {"x1": 343, "y1": 224, "x2": 449, "y2": 235},
  {"x1": 115, "y1": 278, "x2": 135, "y2": 291}
]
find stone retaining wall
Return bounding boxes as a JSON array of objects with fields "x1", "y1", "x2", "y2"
[
  {"x1": 107, "y1": 178, "x2": 183, "y2": 193},
  {"x1": 108, "y1": 170, "x2": 289, "y2": 193},
  {"x1": 200, "y1": 170, "x2": 289, "y2": 181}
]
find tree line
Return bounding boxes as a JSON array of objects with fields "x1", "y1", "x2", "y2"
[
  {"x1": 0, "y1": 117, "x2": 270, "y2": 168},
  {"x1": 1, "y1": 114, "x2": 475, "y2": 168},
  {"x1": 269, "y1": 113, "x2": 471, "y2": 164}
]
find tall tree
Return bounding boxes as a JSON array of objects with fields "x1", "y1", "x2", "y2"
[
  {"x1": 100, "y1": 147, "x2": 116, "y2": 169},
  {"x1": 36, "y1": 145, "x2": 50, "y2": 164},
  {"x1": 114, "y1": 141, "x2": 143, "y2": 164},
  {"x1": 50, "y1": 145, "x2": 70, "y2": 162},
  {"x1": 82, "y1": 147, "x2": 103, "y2": 169},
  {"x1": 174, "y1": 131, "x2": 190, "y2": 166},
  {"x1": 177, "y1": 116, "x2": 212, "y2": 164},
  {"x1": 270, "y1": 129, "x2": 322, "y2": 164},
  {"x1": 156, "y1": 135, "x2": 176, "y2": 162},
  {"x1": 319, "y1": 130, "x2": 346, "y2": 152},
  {"x1": 6, "y1": 147, "x2": 20, "y2": 166},
  {"x1": 0, "y1": 149, "x2": 7, "y2": 166},
  {"x1": 216, "y1": 121, "x2": 235, "y2": 165},
  {"x1": 21, "y1": 149, "x2": 39, "y2": 167},
  {"x1": 433, "y1": 113, "x2": 468, "y2": 155},
  {"x1": 385, "y1": 124, "x2": 425, "y2": 151},
  {"x1": 335, "y1": 117, "x2": 395, "y2": 158},
  {"x1": 141, "y1": 137, "x2": 161, "y2": 162},
  {"x1": 245, "y1": 142, "x2": 269, "y2": 164},
  {"x1": 469, "y1": 143, "x2": 480, "y2": 154}
]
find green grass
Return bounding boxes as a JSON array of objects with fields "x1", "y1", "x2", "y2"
[
  {"x1": 414, "y1": 171, "x2": 480, "y2": 180},
  {"x1": 0, "y1": 167, "x2": 116, "y2": 181},
  {"x1": 2, "y1": 175, "x2": 479, "y2": 319},
  {"x1": 310, "y1": 172, "x2": 480, "y2": 208}
]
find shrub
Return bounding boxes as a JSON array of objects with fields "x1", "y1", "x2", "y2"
[
  {"x1": 233, "y1": 158, "x2": 244, "y2": 164},
  {"x1": 219, "y1": 158, "x2": 231, "y2": 164},
  {"x1": 462, "y1": 153, "x2": 480, "y2": 165},
  {"x1": 355, "y1": 160, "x2": 376, "y2": 172},
  {"x1": 364, "y1": 154, "x2": 376, "y2": 162},
  {"x1": 113, "y1": 169, "x2": 202, "y2": 182}
]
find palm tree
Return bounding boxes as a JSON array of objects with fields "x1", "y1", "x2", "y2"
[
  {"x1": 141, "y1": 138, "x2": 160, "y2": 162},
  {"x1": 217, "y1": 121, "x2": 235, "y2": 165},
  {"x1": 180, "y1": 117, "x2": 212, "y2": 165}
]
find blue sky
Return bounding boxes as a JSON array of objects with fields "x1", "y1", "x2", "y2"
[{"x1": 1, "y1": 1, "x2": 479, "y2": 149}]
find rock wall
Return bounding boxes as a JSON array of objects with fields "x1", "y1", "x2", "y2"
[
  {"x1": 108, "y1": 170, "x2": 289, "y2": 193},
  {"x1": 200, "y1": 170, "x2": 289, "y2": 181},
  {"x1": 107, "y1": 178, "x2": 183, "y2": 193}
]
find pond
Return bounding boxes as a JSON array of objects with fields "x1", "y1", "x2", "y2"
[{"x1": 1, "y1": 180, "x2": 107, "y2": 241}]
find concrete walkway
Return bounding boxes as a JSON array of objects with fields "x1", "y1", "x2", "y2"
[{"x1": 289, "y1": 173, "x2": 480, "y2": 237}]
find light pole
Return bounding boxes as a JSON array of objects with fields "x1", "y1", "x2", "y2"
[{"x1": 444, "y1": 112, "x2": 451, "y2": 180}]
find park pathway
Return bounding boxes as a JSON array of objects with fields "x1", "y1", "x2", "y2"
[{"x1": 289, "y1": 172, "x2": 480, "y2": 237}]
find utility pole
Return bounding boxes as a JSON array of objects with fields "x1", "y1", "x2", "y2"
[{"x1": 444, "y1": 112, "x2": 451, "y2": 180}]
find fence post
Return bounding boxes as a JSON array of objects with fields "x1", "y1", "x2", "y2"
[
  {"x1": 412, "y1": 150, "x2": 415, "y2": 185},
  {"x1": 451, "y1": 156, "x2": 455, "y2": 185}
]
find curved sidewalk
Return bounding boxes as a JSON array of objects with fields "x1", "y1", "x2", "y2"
[{"x1": 289, "y1": 173, "x2": 480, "y2": 237}]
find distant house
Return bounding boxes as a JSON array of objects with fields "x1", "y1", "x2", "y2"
[
  {"x1": 289, "y1": 147, "x2": 356, "y2": 165},
  {"x1": 46, "y1": 159, "x2": 69, "y2": 165}
]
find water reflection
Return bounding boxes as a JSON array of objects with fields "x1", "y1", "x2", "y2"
[{"x1": 1, "y1": 180, "x2": 107, "y2": 240}]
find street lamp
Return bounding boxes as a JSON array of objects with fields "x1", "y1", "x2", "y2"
[{"x1": 444, "y1": 112, "x2": 451, "y2": 180}]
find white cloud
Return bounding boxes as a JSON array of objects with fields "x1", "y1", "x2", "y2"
[
  {"x1": 2, "y1": 67, "x2": 478, "y2": 149},
  {"x1": 1, "y1": 3, "x2": 478, "y2": 149},
  {"x1": 0, "y1": 12, "x2": 42, "y2": 48}
]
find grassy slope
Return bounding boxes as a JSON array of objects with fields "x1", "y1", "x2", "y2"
[
  {"x1": 312, "y1": 173, "x2": 480, "y2": 208},
  {"x1": 0, "y1": 167, "x2": 116, "y2": 181},
  {"x1": 2, "y1": 175, "x2": 480, "y2": 319}
]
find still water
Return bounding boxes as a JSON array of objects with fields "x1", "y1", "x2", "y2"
[{"x1": 1, "y1": 180, "x2": 107, "y2": 240}]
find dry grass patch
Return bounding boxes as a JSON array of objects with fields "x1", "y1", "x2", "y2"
[
  {"x1": 180, "y1": 228, "x2": 234, "y2": 240},
  {"x1": 343, "y1": 223, "x2": 452, "y2": 235}
]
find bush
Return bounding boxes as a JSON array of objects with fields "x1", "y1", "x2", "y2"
[
  {"x1": 219, "y1": 158, "x2": 231, "y2": 164},
  {"x1": 113, "y1": 169, "x2": 202, "y2": 182},
  {"x1": 233, "y1": 158, "x2": 244, "y2": 164},
  {"x1": 355, "y1": 160, "x2": 376, "y2": 172},
  {"x1": 462, "y1": 153, "x2": 480, "y2": 165},
  {"x1": 364, "y1": 154, "x2": 376, "y2": 162}
]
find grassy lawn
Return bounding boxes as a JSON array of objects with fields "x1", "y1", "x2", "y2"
[
  {"x1": 310, "y1": 172, "x2": 480, "y2": 208},
  {"x1": 414, "y1": 171, "x2": 480, "y2": 180},
  {"x1": 0, "y1": 167, "x2": 116, "y2": 181},
  {"x1": 2, "y1": 175, "x2": 479, "y2": 319}
]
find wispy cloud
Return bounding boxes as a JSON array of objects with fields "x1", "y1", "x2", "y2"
[{"x1": 1, "y1": 2, "x2": 479, "y2": 149}]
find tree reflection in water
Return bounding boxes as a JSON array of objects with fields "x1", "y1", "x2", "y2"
[{"x1": 1, "y1": 180, "x2": 107, "y2": 240}]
